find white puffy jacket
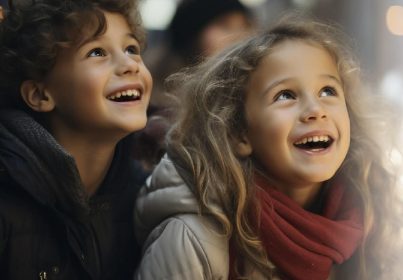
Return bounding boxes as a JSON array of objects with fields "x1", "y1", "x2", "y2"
[{"x1": 134, "y1": 155, "x2": 230, "y2": 279}]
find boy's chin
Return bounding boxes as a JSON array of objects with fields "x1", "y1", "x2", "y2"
[{"x1": 123, "y1": 118, "x2": 148, "y2": 134}]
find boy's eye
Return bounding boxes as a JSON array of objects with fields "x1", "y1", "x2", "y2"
[
  {"x1": 275, "y1": 90, "x2": 296, "y2": 101},
  {"x1": 320, "y1": 86, "x2": 337, "y2": 97},
  {"x1": 87, "y1": 48, "x2": 106, "y2": 57},
  {"x1": 126, "y1": 45, "x2": 140, "y2": 55}
]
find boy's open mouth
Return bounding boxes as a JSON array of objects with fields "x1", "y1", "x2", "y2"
[
  {"x1": 107, "y1": 89, "x2": 141, "y2": 102},
  {"x1": 293, "y1": 135, "x2": 333, "y2": 151}
]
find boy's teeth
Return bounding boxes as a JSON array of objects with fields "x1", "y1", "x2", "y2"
[
  {"x1": 295, "y1": 135, "x2": 329, "y2": 145},
  {"x1": 107, "y1": 89, "x2": 140, "y2": 100}
]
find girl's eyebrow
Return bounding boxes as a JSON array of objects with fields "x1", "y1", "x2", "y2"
[
  {"x1": 320, "y1": 74, "x2": 342, "y2": 86},
  {"x1": 259, "y1": 74, "x2": 342, "y2": 98},
  {"x1": 260, "y1": 77, "x2": 294, "y2": 97}
]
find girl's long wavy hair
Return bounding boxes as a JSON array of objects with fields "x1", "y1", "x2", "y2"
[{"x1": 167, "y1": 15, "x2": 403, "y2": 279}]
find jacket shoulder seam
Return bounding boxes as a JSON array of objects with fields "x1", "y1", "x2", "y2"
[{"x1": 163, "y1": 215, "x2": 214, "y2": 278}]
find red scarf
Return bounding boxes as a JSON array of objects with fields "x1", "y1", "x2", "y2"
[{"x1": 231, "y1": 173, "x2": 364, "y2": 280}]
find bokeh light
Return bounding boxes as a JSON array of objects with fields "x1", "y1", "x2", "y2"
[
  {"x1": 386, "y1": 5, "x2": 403, "y2": 36},
  {"x1": 140, "y1": 0, "x2": 177, "y2": 30},
  {"x1": 239, "y1": 0, "x2": 266, "y2": 7}
]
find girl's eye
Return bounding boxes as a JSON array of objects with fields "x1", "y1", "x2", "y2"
[
  {"x1": 320, "y1": 86, "x2": 337, "y2": 97},
  {"x1": 87, "y1": 48, "x2": 106, "y2": 57},
  {"x1": 275, "y1": 90, "x2": 296, "y2": 101},
  {"x1": 126, "y1": 45, "x2": 140, "y2": 55}
]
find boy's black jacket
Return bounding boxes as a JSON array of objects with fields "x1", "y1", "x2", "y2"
[{"x1": 0, "y1": 110, "x2": 146, "y2": 280}]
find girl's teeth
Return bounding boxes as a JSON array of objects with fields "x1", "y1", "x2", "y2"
[{"x1": 295, "y1": 135, "x2": 330, "y2": 145}]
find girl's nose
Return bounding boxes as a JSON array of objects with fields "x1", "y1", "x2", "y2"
[{"x1": 300, "y1": 97, "x2": 327, "y2": 122}]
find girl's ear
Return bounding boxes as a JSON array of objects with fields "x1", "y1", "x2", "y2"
[
  {"x1": 236, "y1": 134, "x2": 253, "y2": 157},
  {"x1": 20, "y1": 80, "x2": 55, "y2": 112}
]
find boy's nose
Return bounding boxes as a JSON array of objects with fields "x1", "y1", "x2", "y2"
[
  {"x1": 300, "y1": 97, "x2": 327, "y2": 122},
  {"x1": 116, "y1": 54, "x2": 140, "y2": 76}
]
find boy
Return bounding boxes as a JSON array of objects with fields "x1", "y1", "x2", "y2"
[{"x1": 0, "y1": 0, "x2": 152, "y2": 279}]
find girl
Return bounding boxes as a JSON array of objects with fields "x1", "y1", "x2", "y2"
[
  {"x1": 0, "y1": 0, "x2": 151, "y2": 279},
  {"x1": 134, "y1": 17, "x2": 403, "y2": 280}
]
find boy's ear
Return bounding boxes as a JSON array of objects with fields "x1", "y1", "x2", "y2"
[
  {"x1": 235, "y1": 134, "x2": 253, "y2": 158},
  {"x1": 20, "y1": 80, "x2": 55, "y2": 112}
]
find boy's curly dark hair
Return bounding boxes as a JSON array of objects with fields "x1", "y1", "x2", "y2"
[{"x1": 0, "y1": 0, "x2": 144, "y2": 110}]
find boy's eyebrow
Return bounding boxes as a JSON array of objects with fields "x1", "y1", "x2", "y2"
[
  {"x1": 76, "y1": 33, "x2": 139, "y2": 50},
  {"x1": 77, "y1": 36, "x2": 100, "y2": 50},
  {"x1": 126, "y1": 33, "x2": 142, "y2": 45},
  {"x1": 127, "y1": 33, "x2": 137, "y2": 40}
]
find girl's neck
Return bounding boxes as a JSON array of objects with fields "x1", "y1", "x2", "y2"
[
  {"x1": 256, "y1": 170, "x2": 322, "y2": 209},
  {"x1": 277, "y1": 183, "x2": 322, "y2": 209}
]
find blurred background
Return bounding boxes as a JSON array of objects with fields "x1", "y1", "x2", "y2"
[{"x1": 139, "y1": 0, "x2": 403, "y2": 108}]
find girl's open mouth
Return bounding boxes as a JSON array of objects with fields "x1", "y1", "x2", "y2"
[{"x1": 294, "y1": 135, "x2": 334, "y2": 152}]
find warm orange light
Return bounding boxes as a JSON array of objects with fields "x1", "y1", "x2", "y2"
[{"x1": 386, "y1": 5, "x2": 403, "y2": 36}]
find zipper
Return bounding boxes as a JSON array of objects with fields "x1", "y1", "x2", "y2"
[{"x1": 39, "y1": 271, "x2": 48, "y2": 280}]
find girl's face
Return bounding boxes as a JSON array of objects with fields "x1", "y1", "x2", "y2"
[
  {"x1": 42, "y1": 11, "x2": 152, "y2": 143},
  {"x1": 242, "y1": 39, "x2": 350, "y2": 191}
]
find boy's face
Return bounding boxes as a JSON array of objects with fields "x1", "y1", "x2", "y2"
[
  {"x1": 42, "y1": 12, "x2": 152, "y2": 142},
  {"x1": 242, "y1": 40, "x2": 350, "y2": 191}
]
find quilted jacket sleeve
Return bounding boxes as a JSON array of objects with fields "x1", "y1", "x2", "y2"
[{"x1": 134, "y1": 214, "x2": 229, "y2": 280}]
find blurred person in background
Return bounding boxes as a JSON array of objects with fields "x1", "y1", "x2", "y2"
[
  {"x1": 0, "y1": 0, "x2": 6, "y2": 20},
  {"x1": 134, "y1": 0, "x2": 256, "y2": 172}
]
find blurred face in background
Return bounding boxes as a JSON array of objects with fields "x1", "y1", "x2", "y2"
[
  {"x1": 197, "y1": 11, "x2": 253, "y2": 57},
  {"x1": 0, "y1": 6, "x2": 4, "y2": 20}
]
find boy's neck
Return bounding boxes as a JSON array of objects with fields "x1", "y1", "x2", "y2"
[
  {"x1": 73, "y1": 144, "x2": 116, "y2": 196},
  {"x1": 55, "y1": 133, "x2": 118, "y2": 196}
]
